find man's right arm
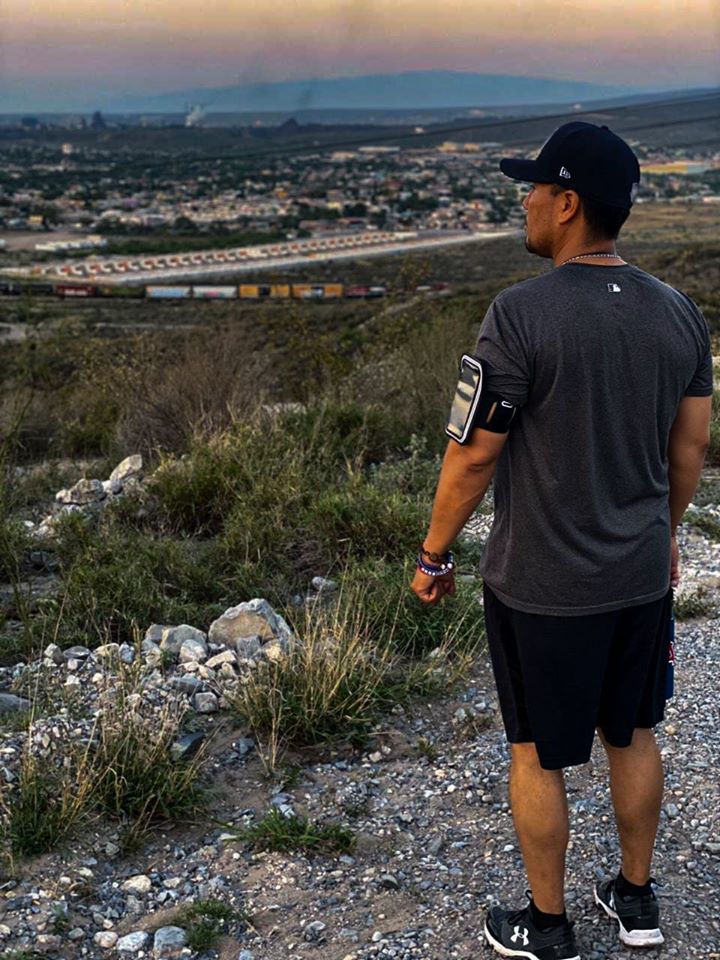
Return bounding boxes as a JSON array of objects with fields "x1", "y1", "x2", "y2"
[{"x1": 668, "y1": 395, "x2": 712, "y2": 533}]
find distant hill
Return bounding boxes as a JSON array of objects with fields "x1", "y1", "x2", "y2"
[{"x1": 104, "y1": 71, "x2": 649, "y2": 113}]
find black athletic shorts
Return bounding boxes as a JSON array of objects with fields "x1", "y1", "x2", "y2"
[{"x1": 483, "y1": 582, "x2": 672, "y2": 770}]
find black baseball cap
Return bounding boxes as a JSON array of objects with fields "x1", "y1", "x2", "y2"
[{"x1": 499, "y1": 121, "x2": 641, "y2": 209}]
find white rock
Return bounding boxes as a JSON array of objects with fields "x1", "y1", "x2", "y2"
[
  {"x1": 205, "y1": 649, "x2": 238, "y2": 669},
  {"x1": 94, "y1": 931, "x2": 118, "y2": 948},
  {"x1": 122, "y1": 874, "x2": 152, "y2": 895},
  {"x1": 118, "y1": 643, "x2": 135, "y2": 663},
  {"x1": 311, "y1": 576, "x2": 338, "y2": 593},
  {"x1": 117, "y1": 930, "x2": 150, "y2": 953},
  {"x1": 160, "y1": 624, "x2": 207, "y2": 657},
  {"x1": 56, "y1": 477, "x2": 106, "y2": 505},
  {"x1": 109, "y1": 454, "x2": 143, "y2": 487},
  {"x1": 102, "y1": 478, "x2": 123, "y2": 495},
  {"x1": 193, "y1": 691, "x2": 219, "y2": 713},
  {"x1": 209, "y1": 598, "x2": 294, "y2": 647},
  {"x1": 43, "y1": 642, "x2": 64, "y2": 664},
  {"x1": 178, "y1": 637, "x2": 208, "y2": 663},
  {"x1": 152, "y1": 925, "x2": 187, "y2": 957},
  {"x1": 143, "y1": 625, "x2": 166, "y2": 645}
]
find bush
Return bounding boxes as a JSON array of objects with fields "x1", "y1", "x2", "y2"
[
  {"x1": 673, "y1": 585, "x2": 713, "y2": 621},
  {"x1": 36, "y1": 511, "x2": 228, "y2": 647},
  {"x1": 235, "y1": 808, "x2": 356, "y2": 855},
  {"x1": 227, "y1": 562, "x2": 482, "y2": 767}
]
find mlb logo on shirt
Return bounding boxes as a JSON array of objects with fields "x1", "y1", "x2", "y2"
[{"x1": 607, "y1": 282, "x2": 622, "y2": 293}]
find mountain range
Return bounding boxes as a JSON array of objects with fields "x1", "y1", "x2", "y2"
[{"x1": 103, "y1": 71, "x2": 655, "y2": 114}]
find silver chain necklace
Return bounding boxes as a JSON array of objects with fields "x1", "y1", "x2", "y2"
[{"x1": 559, "y1": 252, "x2": 623, "y2": 266}]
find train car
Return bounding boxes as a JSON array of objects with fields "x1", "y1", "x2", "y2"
[
  {"x1": 192, "y1": 286, "x2": 238, "y2": 300},
  {"x1": 146, "y1": 286, "x2": 192, "y2": 299},
  {"x1": 291, "y1": 284, "x2": 315, "y2": 300},
  {"x1": 98, "y1": 284, "x2": 144, "y2": 299},
  {"x1": 269, "y1": 284, "x2": 291, "y2": 299},
  {"x1": 239, "y1": 284, "x2": 276, "y2": 299},
  {"x1": 345, "y1": 285, "x2": 370, "y2": 299},
  {"x1": 323, "y1": 283, "x2": 344, "y2": 299},
  {"x1": 54, "y1": 283, "x2": 98, "y2": 298}
]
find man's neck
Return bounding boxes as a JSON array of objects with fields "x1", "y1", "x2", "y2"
[{"x1": 553, "y1": 244, "x2": 624, "y2": 268}]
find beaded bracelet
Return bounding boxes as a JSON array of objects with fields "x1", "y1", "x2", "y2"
[
  {"x1": 420, "y1": 544, "x2": 451, "y2": 564},
  {"x1": 416, "y1": 551, "x2": 455, "y2": 577}
]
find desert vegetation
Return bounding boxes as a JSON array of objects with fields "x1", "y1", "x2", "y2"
[{"x1": 0, "y1": 221, "x2": 717, "y2": 879}]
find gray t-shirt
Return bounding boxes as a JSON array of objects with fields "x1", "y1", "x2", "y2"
[{"x1": 474, "y1": 262, "x2": 714, "y2": 616}]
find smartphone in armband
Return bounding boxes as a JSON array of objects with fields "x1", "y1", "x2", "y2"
[{"x1": 446, "y1": 354, "x2": 484, "y2": 444}]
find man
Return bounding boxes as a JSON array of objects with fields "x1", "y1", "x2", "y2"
[{"x1": 410, "y1": 121, "x2": 713, "y2": 959}]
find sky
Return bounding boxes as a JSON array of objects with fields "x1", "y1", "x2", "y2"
[{"x1": 2, "y1": 0, "x2": 719, "y2": 111}]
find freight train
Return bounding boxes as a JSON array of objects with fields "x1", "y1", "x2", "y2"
[{"x1": 0, "y1": 281, "x2": 405, "y2": 301}]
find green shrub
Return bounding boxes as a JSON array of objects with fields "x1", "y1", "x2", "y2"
[
  {"x1": 674, "y1": 585, "x2": 713, "y2": 620},
  {"x1": 174, "y1": 899, "x2": 248, "y2": 952},
  {"x1": 236, "y1": 808, "x2": 356, "y2": 855},
  {"x1": 37, "y1": 512, "x2": 228, "y2": 646}
]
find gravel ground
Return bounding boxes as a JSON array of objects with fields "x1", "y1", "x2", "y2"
[{"x1": 0, "y1": 513, "x2": 718, "y2": 959}]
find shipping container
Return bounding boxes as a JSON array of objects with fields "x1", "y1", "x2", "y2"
[
  {"x1": 323, "y1": 284, "x2": 343, "y2": 299},
  {"x1": 292, "y1": 284, "x2": 314, "y2": 300},
  {"x1": 192, "y1": 286, "x2": 238, "y2": 300},
  {"x1": 269, "y1": 284, "x2": 291, "y2": 299},
  {"x1": 367, "y1": 286, "x2": 387, "y2": 298},
  {"x1": 98, "y1": 285, "x2": 144, "y2": 299},
  {"x1": 146, "y1": 286, "x2": 192, "y2": 299},
  {"x1": 55, "y1": 284, "x2": 98, "y2": 298},
  {"x1": 345, "y1": 285, "x2": 370, "y2": 298},
  {"x1": 239, "y1": 284, "x2": 273, "y2": 299}
]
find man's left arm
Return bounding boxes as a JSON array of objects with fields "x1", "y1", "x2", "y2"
[{"x1": 411, "y1": 426, "x2": 508, "y2": 604}]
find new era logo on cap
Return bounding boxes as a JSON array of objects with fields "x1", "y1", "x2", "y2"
[{"x1": 559, "y1": 166, "x2": 572, "y2": 179}]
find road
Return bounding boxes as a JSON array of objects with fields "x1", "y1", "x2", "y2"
[{"x1": 4, "y1": 229, "x2": 520, "y2": 287}]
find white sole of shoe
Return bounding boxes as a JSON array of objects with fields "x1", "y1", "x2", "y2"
[
  {"x1": 483, "y1": 920, "x2": 581, "y2": 960},
  {"x1": 593, "y1": 886, "x2": 665, "y2": 947}
]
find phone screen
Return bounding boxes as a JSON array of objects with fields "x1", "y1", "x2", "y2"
[{"x1": 446, "y1": 355, "x2": 482, "y2": 442}]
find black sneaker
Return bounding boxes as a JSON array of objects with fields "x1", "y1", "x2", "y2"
[
  {"x1": 594, "y1": 876, "x2": 664, "y2": 947},
  {"x1": 484, "y1": 893, "x2": 580, "y2": 960}
]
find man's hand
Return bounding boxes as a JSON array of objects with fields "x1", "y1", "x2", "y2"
[
  {"x1": 670, "y1": 534, "x2": 680, "y2": 588},
  {"x1": 410, "y1": 567, "x2": 456, "y2": 605}
]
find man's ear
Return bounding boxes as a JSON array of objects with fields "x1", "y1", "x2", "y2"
[{"x1": 557, "y1": 190, "x2": 582, "y2": 225}]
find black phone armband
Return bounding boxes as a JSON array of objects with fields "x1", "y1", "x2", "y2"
[{"x1": 445, "y1": 354, "x2": 518, "y2": 443}]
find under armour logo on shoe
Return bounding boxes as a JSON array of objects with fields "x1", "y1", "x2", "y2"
[
  {"x1": 511, "y1": 926, "x2": 530, "y2": 946},
  {"x1": 559, "y1": 166, "x2": 572, "y2": 178}
]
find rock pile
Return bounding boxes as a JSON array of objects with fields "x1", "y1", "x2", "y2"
[{"x1": 26, "y1": 454, "x2": 144, "y2": 540}]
